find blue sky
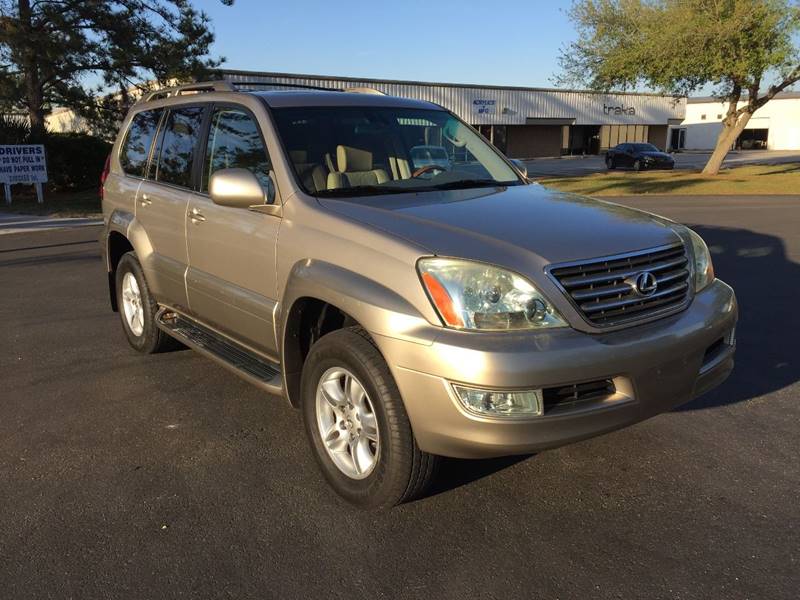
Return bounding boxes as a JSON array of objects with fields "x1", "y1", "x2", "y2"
[{"x1": 195, "y1": 0, "x2": 578, "y2": 87}]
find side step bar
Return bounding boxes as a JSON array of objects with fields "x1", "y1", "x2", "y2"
[{"x1": 157, "y1": 310, "x2": 283, "y2": 396}]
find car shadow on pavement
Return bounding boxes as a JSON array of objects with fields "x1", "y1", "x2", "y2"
[
  {"x1": 425, "y1": 455, "x2": 532, "y2": 498},
  {"x1": 676, "y1": 224, "x2": 799, "y2": 410}
]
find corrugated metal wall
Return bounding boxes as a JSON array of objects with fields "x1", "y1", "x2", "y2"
[{"x1": 222, "y1": 70, "x2": 686, "y2": 126}]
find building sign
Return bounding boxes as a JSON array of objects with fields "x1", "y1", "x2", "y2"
[
  {"x1": 603, "y1": 103, "x2": 636, "y2": 116},
  {"x1": 0, "y1": 144, "x2": 48, "y2": 184},
  {"x1": 473, "y1": 99, "x2": 497, "y2": 115}
]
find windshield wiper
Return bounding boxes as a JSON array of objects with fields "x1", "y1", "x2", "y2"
[
  {"x1": 431, "y1": 179, "x2": 506, "y2": 191},
  {"x1": 314, "y1": 185, "x2": 409, "y2": 198}
]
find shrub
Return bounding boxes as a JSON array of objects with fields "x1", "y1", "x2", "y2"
[
  {"x1": 44, "y1": 133, "x2": 112, "y2": 191},
  {"x1": 0, "y1": 114, "x2": 32, "y2": 144}
]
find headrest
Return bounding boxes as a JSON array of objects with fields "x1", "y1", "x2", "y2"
[
  {"x1": 337, "y1": 145, "x2": 373, "y2": 172},
  {"x1": 289, "y1": 150, "x2": 307, "y2": 163}
]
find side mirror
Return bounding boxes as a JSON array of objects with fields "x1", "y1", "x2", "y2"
[
  {"x1": 510, "y1": 159, "x2": 528, "y2": 179},
  {"x1": 209, "y1": 168, "x2": 275, "y2": 208}
]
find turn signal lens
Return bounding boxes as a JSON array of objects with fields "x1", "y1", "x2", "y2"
[{"x1": 421, "y1": 271, "x2": 464, "y2": 327}]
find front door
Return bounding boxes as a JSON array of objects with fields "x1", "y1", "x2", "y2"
[
  {"x1": 618, "y1": 144, "x2": 634, "y2": 167},
  {"x1": 135, "y1": 105, "x2": 206, "y2": 310},
  {"x1": 186, "y1": 105, "x2": 281, "y2": 357}
]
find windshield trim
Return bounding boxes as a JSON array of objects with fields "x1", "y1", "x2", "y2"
[{"x1": 263, "y1": 101, "x2": 525, "y2": 199}]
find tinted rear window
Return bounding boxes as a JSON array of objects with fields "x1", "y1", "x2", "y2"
[
  {"x1": 119, "y1": 109, "x2": 162, "y2": 177},
  {"x1": 155, "y1": 106, "x2": 205, "y2": 188}
]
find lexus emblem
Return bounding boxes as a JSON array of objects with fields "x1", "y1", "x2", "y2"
[{"x1": 634, "y1": 271, "x2": 658, "y2": 296}]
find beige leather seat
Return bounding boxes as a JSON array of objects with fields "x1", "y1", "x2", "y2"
[
  {"x1": 327, "y1": 145, "x2": 390, "y2": 190},
  {"x1": 290, "y1": 150, "x2": 329, "y2": 193}
]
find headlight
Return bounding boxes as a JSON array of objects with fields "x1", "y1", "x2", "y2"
[
  {"x1": 417, "y1": 258, "x2": 567, "y2": 331},
  {"x1": 681, "y1": 228, "x2": 714, "y2": 292}
]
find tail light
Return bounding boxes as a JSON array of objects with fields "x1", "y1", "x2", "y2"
[{"x1": 99, "y1": 154, "x2": 111, "y2": 199}]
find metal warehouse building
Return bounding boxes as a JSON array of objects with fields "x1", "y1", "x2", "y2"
[
  {"x1": 221, "y1": 70, "x2": 686, "y2": 159},
  {"x1": 677, "y1": 92, "x2": 800, "y2": 151}
]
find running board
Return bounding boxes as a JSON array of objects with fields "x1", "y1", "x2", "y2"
[{"x1": 157, "y1": 311, "x2": 283, "y2": 396}]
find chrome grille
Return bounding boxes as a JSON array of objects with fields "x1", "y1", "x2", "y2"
[{"x1": 548, "y1": 244, "x2": 691, "y2": 327}]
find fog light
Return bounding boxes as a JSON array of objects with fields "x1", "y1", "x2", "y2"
[{"x1": 452, "y1": 384, "x2": 543, "y2": 418}]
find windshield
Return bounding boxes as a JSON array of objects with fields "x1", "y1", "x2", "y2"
[
  {"x1": 631, "y1": 143, "x2": 660, "y2": 152},
  {"x1": 271, "y1": 106, "x2": 522, "y2": 197}
]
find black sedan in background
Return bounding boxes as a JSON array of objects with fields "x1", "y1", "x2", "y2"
[{"x1": 606, "y1": 143, "x2": 675, "y2": 171}]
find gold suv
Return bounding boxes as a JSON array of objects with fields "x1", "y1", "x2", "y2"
[{"x1": 101, "y1": 82, "x2": 737, "y2": 509}]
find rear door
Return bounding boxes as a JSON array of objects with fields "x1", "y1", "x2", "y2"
[
  {"x1": 185, "y1": 104, "x2": 281, "y2": 356},
  {"x1": 135, "y1": 104, "x2": 206, "y2": 310}
]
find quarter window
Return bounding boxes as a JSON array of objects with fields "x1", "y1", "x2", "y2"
[
  {"x1": 119, "y1": 109, "x2": 162, "y2": 177},
  {"x1": 155, "y1": 106, "x2": 205, "y2": 188},
  {"x1": 203, "y1": 107, "x2": 271, "y2": 191}
]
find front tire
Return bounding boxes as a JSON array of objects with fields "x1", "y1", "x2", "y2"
[
  {"x1": 633, "y1": 159, "x2": 643, "y2": 172},
  {"x1": 301, "y1": 327, "x2": 439, "y2": 509},
  {"x1": 115, "y1": 252, "x2": 176, "y2": 354}
]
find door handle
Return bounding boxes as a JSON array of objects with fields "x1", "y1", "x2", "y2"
[
  {"x1": 139, "y1": 194, "x2": 152, "y2": 207},
  {"x1": 189, "y1": 207, "x2": 206, "y2": 224}
]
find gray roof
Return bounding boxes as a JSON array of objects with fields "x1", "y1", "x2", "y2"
[{"x1": 223, "y1": 69, "x2": 680, "y2": 99}]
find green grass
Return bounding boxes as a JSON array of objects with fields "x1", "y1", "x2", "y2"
[
  {"x1": 0, "y1": 187, "x2": 101, "y2": 218},
  {"x1": 537, "y1": 162, "x2": 800, "y2": 196}
]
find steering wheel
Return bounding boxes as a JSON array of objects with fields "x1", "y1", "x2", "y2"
[{"x1": 412, "y1": 164, "x2": 448, "y2": 178}]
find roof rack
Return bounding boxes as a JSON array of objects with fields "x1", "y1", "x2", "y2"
[
  {"x1": 342, "y1": 86, "x2": 385, "y2": 95},
  {"x1": 230, "y1": 80, "x2": 340, "y2": 92},
  {"x1": 142, "y1": 81, "x2": 235, "y2": 102},
  {"x1": 139, "y1": 80, "x2": 388, "y2": 103}
]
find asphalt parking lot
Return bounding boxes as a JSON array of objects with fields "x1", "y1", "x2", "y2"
[
  {"x1": 524, "y1": 149, "x2": 800, "y2": 177},
  {"x1": 1, "y1": 195, "x2": 798, "y2": 599}
]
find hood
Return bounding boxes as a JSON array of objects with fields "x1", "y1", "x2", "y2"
[
  {"x1": 319, "y1": 183, "x2": 681, "y2": 278},
  {"x1": 641, "y1": 151, "x2": 673, "y2": 160}
]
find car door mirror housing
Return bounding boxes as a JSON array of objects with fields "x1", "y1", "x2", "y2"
[{"x1": 209, "y1": 168, "x2": 272, "y2": 209}]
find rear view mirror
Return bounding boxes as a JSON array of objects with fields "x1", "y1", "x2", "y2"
[
  {"x1": 510, "y1": 159, "x2": 528, "y2": 179},
  {"x1": 209, "y1": 168, "x2": 274, "y2": 208}
]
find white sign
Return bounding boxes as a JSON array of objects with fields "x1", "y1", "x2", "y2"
[
  {"x1": 0, "y1": 144, "x2": 48, "y2": 184},
  {"x1": 473, "y1": 99, "x2": 497, "y2": 115}
]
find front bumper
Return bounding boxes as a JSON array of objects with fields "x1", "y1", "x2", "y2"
[
  {"x1": 373, "y1": 279, "x2": 737, "y2": 458},
  {"x1": 644, "y1": 160, "x2": 675, "y2": 170}
]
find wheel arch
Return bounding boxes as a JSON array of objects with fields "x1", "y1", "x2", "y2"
[
  {"x1": 278, "y1": 259, "x2": 436, "y2": 408},
  {"x1": 103, "y1": 210, "x2": 155, "y2": 311}
]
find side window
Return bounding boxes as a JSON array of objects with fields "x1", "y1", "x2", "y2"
[
  {"x1": 203, "y1": 107, "x2": 271, "y2": 192},
  {"x1": 155, "y1": 106, "x2": 205, "y2": 188},
  {"x1": 119, "y1": 109, "x2": 162, "y2": 177}
]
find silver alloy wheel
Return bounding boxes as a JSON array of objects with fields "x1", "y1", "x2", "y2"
[
  {"x1": 121, "y1": 271, "x2": 145, "y2": 337},
  {"x1": 315, "y1": 367, "x2": 380, "y2": 480}
]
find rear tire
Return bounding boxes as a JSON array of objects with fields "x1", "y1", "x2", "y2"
[
  {"x1": 301, "y1": 326, "x2": 439, "y2": 509},
  {"x1": 115, "y1": 252, "x2": 177, "y2": 354},
  {"x1": 606, "y1": 155, "x2": 616, "y2": 170}
]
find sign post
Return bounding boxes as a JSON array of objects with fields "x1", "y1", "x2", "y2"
[{"x1": 0, "y1": 144, "x2": 48, "y2": 204}]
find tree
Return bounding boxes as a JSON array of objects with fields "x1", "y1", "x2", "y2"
[
  {"x1": 0, "y1": 0, "x2": 233, "y2": 139},
  {"x1": 557, "y1": 0, "x2": 800, "y2": 174}
]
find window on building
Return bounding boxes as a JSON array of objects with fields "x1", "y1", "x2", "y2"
[
  {"x1": 119, "y1": 109, "x2": 163, "y2": 177},
  {"x1": 717, "y1": 114, "x2": 723, "y2": 119},
  {"x1": 701, "y1": 114, "x2": 707, "y2": 120},
  {"x1": 155, "y1": 106, "x2": 205, "y2": 188},
  {"x1": 203, "y1": 107, "x2": 271, "y2": 192}
]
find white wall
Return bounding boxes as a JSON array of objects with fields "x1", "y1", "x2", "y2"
[{"x1": 682, "y1": 97, "x2": 800, "y2": 150}]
